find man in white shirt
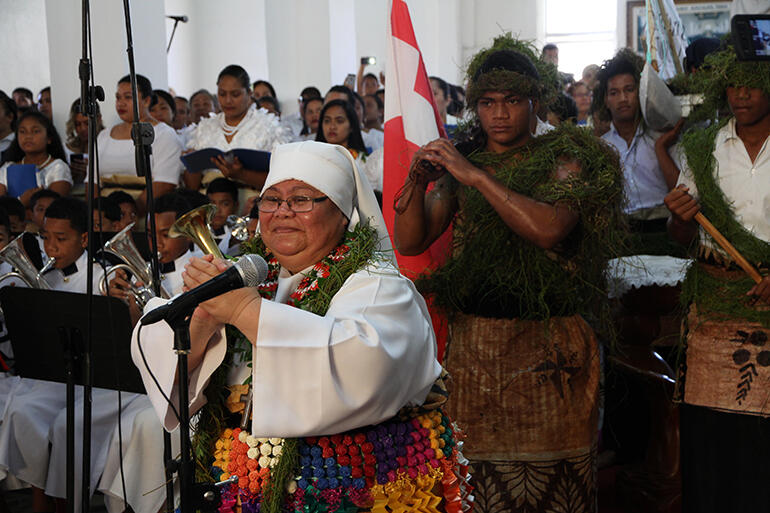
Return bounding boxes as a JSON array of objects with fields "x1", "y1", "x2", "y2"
[
  {"x1": 597, "y1": 50, "x2": 678, "y2": 226},
  {"x1": 662, "y1": 46, "x2": 770, "y2": 513}
]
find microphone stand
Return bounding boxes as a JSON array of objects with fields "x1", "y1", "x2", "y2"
[
  {"x1": 148, "y1": 299, "x2": 228, "y2": 511},
  {"x1": 169, "y1": 314, "x2": 193, "y2": 512},
  {"x1": 119, "y1": 2, "x2": 180, "y2": 512},
  {"x1": 121, "y1": 6, "x2": 225, "y2": 510},
  {"x1": 167, "y1": 17, "x2": 182, "y2": 53},
  {"x1": 78, "y1": 1, "x2": 103, "y2": 512}
]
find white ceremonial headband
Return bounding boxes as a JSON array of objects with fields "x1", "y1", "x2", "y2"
[{"x1": 261, "y1": 141, "x2": 395, "y2": 260}]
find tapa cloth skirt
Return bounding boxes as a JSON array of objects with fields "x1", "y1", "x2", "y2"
[
  {"x1": 678, "y1": 302, "x2": 770, "y2": 512},
  {"x1": 445, "y1": 313, "x2": 600, "y2": 513}
]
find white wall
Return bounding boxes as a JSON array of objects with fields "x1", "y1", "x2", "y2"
[
  {"x1": 0, "y1": 0, "x2": 50, "y2": 98},
  {"x1": 44, "y1": 0, "x2": 169, "y2": 136},
  {"x1": 617, "y1": 0, "x2": 629, "y2": 54},
  {"x1": 264, "y1": 0, "x2": 333, "y2": 118},
  {"x1": 329, "y1": 0, "x2": 358, "y2": 87},
  {"x1": 3, "y1": 0, "x2": 593, "y2": 131},
  {"x1": 468, "y1": 0, "x2": 543, "y2": 62},
  {"x1": 164, "y1": 0, "x2": 270, "y2": 99},
  {"x1": 354, "y1": 0, "x2": 389, "y2": 83}
]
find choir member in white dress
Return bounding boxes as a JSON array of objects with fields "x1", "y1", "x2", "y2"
[
  {"x1": 92, "y1": 74, "x2": 183, "y2": 216},
  {"x1": 315, "y1": 100, "x2": 371, "y2": 176},
  {"x1": 0, "y1": 111, "x2": 73, "y2": 204},
  {"x1": 296, "y1": 97, "x2": 323, "y2": 142},
  {"x1": 183, "y1": 65, "x2": 292, "y2": 192},
  {"x1": 63, "y1": 98, "x2": 105, "y2": 184}
]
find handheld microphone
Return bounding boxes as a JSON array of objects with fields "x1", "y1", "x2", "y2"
[
  {"x1": 166, "y1": 15, "x2": 189, "y2": 23},
  {"x1": 140, "y1": 254, "x2": 268, "y2": 326}
]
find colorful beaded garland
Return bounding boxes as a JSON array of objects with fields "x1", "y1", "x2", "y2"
[
  {"x1": 212, "y1": 411, "x2": 473, "y2": 512},
  {"x1": 209, "y1": 224, "x2": 474, "y2": 511}
]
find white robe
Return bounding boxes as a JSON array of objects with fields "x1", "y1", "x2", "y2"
[
  {"x1": 0, "y1": 158, "x2": 73, "y2": 191},
  {"x1": 99, "y1": 397, "x2": 177, "y2": 513},
  {"x1": 95, "y1": 252, "x2": 191, "y2": 513},
  {"x1": 0, "y1": 251, "x2": 108, "y2": 492},
  {"x1": 132, "y1": 260, "x2": 441, "y2": 438},
  {"x1": 0, "y1": 266, "x2": 28, "y2": 487},
  {"x1": 0, "y1": 261, "x2": 26, "y2": 430},
  {"x1": 38, "y1": 254, "x2": 146, "y2": 512}
]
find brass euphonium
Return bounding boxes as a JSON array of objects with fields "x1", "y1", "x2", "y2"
[
  {"x1": 169, "y1": 204, "x2": 225, "y2": 259},
  {"x1": 0, "y1": 234, "x2": 54, "y2": 289},
  {"x1": 99, "y1": 222, "x2": 171, "y2": 306}
]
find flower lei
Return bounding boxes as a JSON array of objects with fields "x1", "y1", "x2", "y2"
[
  {"x1": 248, "y1": 223, "x2": 380, "y2": 314},
  {"x1": 257, "y1": 241, "x2": 354, "y2": 308}
]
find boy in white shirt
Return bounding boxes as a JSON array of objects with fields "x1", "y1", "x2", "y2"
[{"x1": 0, "y1": 197, "x2": 107, "y2": 512}]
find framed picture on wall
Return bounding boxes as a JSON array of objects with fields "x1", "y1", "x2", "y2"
[{"x1": 627, "y1": 0, "x2": 732, "y2": 55}]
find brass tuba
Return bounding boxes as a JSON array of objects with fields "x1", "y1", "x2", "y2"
[
  {"x1": 0, "y1": 234, "x2": 54, "y2": 289},
  {"x1": 99, "y1": 222, "x2": 171, "y2": 306},
  {"x1": 169, "y1": 204, "x2": 225, "y2": 259}
]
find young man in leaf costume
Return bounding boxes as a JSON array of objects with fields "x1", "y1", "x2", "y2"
[
  {"x1": 394, "y1": 36, "x2": 624, "y2": 512},
  {"x1": 660, "y1": 44, "x2": 770, "y2": 512}
]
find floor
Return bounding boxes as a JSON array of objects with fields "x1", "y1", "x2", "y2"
[{"x1": 0, "y1": 490, "x2": 111, "y2": 513}]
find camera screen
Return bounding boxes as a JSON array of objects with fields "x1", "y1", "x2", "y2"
[{"x1": 749, "y1": 19, "x2": 770, "y2": 57}]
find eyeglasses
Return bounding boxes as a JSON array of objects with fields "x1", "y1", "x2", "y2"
[{"x1": 257, "y1": 195, "x2": 328, "y2": 213}]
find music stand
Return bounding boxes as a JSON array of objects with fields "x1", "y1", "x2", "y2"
[{"x1": 0, "y1": 288, "x2": 145, "y2": 508}]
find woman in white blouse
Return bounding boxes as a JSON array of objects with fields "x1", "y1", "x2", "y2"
[
  {"x1": 0, "y1": 110, "x2": 72, "y2": 206},
  {"x1": 183, "y1": 65, "x2": 291, "y2": 191},
  {"x1": 94, "y1": 74, "x2": 183, "y2": 215}
]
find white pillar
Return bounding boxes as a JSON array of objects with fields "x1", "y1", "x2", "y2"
[
  {"x1": 354, "y1": 0, "x2": 388, "y2": 87},
  {"x1": 0, "y1": 0, "x2": 50, "y2": 98},
  {"x1": 45, "y1": 0, "x2": 169, "y2": 135},
  {"x1": 353, "y1": 0, "x2": 464, "y2": 87},
  {"x1": 265, "y1": 0, "x2": 336, "y2": 118},
  {"x1": 328, "y1": 0, "x2": 358, "y2": 87}
]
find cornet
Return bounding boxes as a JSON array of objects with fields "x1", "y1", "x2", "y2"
[
  {"x1": 99, "y1": 223, "x2": 171, "y2": 307},
  {"x1": 0, "y1": 234, "x2": 54, "y2": 289},
  {"x1": 169, "y1": 204, "x2": 225, "y2": 258}
]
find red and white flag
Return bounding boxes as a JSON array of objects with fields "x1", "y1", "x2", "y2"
[{"x1": 382, "y1": 0, "x2": 450, "y2": 358}]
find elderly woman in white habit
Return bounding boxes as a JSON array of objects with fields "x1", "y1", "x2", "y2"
[{"x1": 130, "y1": 141, "x2": 466, "y2": 512}]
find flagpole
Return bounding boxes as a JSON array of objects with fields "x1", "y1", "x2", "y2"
[
  {"x1": 645, "y1": 0, "x2": 660, "y2": 71},
  {"x1": 655, "y1": 0, "x2": 684, "y2": 75}
]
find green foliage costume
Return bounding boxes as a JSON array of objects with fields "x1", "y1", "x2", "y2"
[
  {"x1": 670, "y1": 44, "x2": 770, "y2": 513},
  {"x1": 423, "y1": 35, "x2": 624, "y2": 513}
]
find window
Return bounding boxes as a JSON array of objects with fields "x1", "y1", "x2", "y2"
[{"x1": 544, "y1": 0, "x2": 617, "y2": 80}]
